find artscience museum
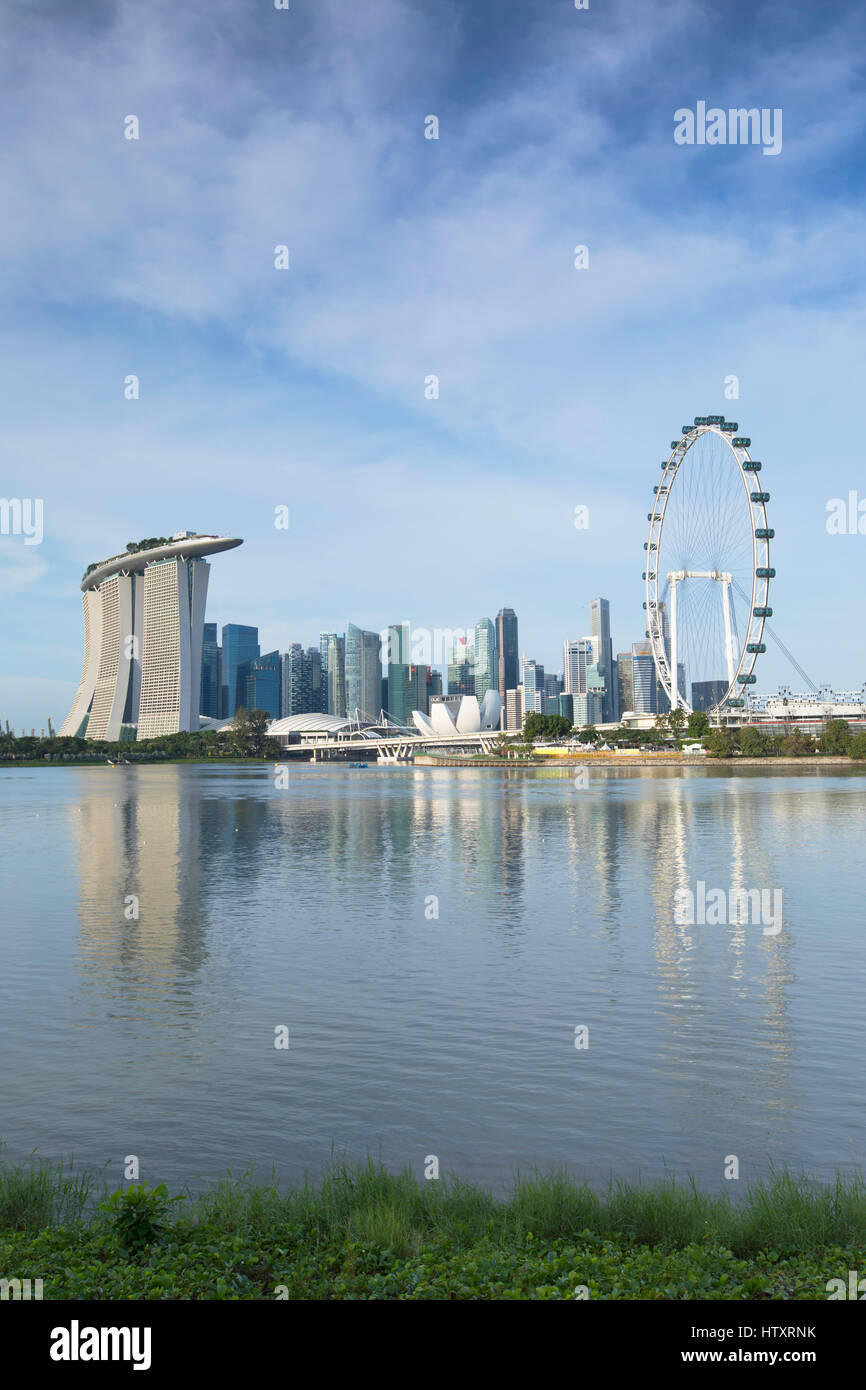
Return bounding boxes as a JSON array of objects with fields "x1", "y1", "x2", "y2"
[{"x1": 411, "y1": 690, "x2": 501, "y2": 737}]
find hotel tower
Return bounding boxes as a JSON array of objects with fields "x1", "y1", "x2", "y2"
[{"x1": 60, "y1": 532, "x2": 242, "y2": 741}]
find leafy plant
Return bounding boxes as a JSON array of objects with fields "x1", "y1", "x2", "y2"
[{"x1": 100, "y1": 1183, "x2": 184, "y2": 1251}]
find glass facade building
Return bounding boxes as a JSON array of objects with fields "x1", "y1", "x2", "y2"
[
  {"x1": 221, "y1": 624, "x2": 259, "y2": 718},
  {"x1": 496, "y1": 608, "x2": 519, "y2": 701},
  {"x1": 245, "y1": 650, "x2": 281, "y2": 719},
  {"x1": 346, "y1": 624, "x2": 382, "y2": 718}
]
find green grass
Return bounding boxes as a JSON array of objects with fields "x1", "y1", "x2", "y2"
[{"x1": 1, "y1": 1155, "x2": 864, "y2": 1300}]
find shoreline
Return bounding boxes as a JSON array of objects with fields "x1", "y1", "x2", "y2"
[{"x1": 2, "y1": 1156, "x2": 863, "y2": 1301}]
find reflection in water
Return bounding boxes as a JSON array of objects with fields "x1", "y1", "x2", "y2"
[{"x1": 0, "y1": 763, "x2": 862, "y2": 1190}]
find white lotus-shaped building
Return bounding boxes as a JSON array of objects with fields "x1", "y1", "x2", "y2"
[{"x1": 412, "y1": 690, "x2": 501, "y2": 737}]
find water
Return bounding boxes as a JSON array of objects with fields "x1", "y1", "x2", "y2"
[{"x1": 1, "y1": 762, "x2": 864, "y2": 1193}]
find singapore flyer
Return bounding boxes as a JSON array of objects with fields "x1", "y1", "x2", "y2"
[{"x1": 644, "y1": 415, "x2": 774, "y2": 716}]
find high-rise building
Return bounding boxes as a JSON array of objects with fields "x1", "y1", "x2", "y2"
[
  {"x1": 279, "y1": 644, "x2": 318, "y2": 717},
  {"x1": 325, "y1": 634, "x2": 346, "y2": 717},
  {"x1": 408, "y1": 664, "x2": 434, "y2": 717},
  {"x1": 245, "y1": 650, "x2": 281, "y2": 719},
  {"x1": 544, "y1": 673, "x2": 562, "y2": 700},
  {"x1": 616, "y1": 651, "x2": 634, "y2": 717},
  {"x1": 522, "y1": 658, "x2": 545, "y2": 714},
  {"x1": 631, "y1": 641, "x2": 657, "y2": 715},
  {"x1": 346, "y1": 624, "x2": 382, "y2": 718},
  {"x1": 562, "y1": 638, "x2": 593, "y2": 695},
  {"x1": 222, "y1": 623, "x2": 259, "y2": 718},
  {"x1": 385, "y1": 621, "x2": 412, "y2": 724},
  {"x1": 589, "y1": 598, "x2": 616, "y2": 722},
  {"x1": 573, "y1": 690, "x2": 604, "y2": 727},
  {"x1": 60, "y1": 533, "x2": 242, "y2": 742},
  {"x1": 200, "y1": 622, "x2": 221, "y2": 719},
  {"x1": 496, "y1": 608, "x2": 519, "y2": 701},
  {"x1": 473, "y1": 618, "x2": 497, "y2": 701},
  {"x1": 505, "y1": 687, "x2": 523, "y2": 731},
  {"x1": 692, "y1": 678, "x2": 727, "y2": 712},
  {"x1": 447, "y1": 637, "x2": 474, "y2": 695}
]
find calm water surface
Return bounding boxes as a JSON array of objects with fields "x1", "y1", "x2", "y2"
[{"x1": 1, "y1": 763, "x2": 864, "y2": 1192}]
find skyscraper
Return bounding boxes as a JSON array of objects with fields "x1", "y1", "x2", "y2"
[
  {"x1": 60, "y1": 533, "x2": 242, "y2": 742},
  {"x1": 325, "y1": 634, "x2": 346, "y2": 716},
  {"x1": 200, "y1": 622, "x2": 221, "y2": 719},
  {"x1": 616, "y1": 651, "x2": 634, "y2": 716},
  {"x1": 496, "y1": 608, "x2": 518, "y2": 701},
  {"x1": 281, "y1": 644, "x2": 326, "y2": 717},
  {"x1": 562, "y1": 638, "x2": 593, "y2": 695},
  {"x1": 522, "y1": 658, "x2": 545, "y2": 714},
  {"x1": 473, "y1": 617, "x2": 497, "y2": 701},
  {"x1": 590, "y1": 598, "x2": 616, "y2": 722},
  {"x1": 345, "y1": 624, "x2": 381, "y2": 718},
  {"x1": 631, "y1": 641, "x2": 657, "y2": 715},
  {"x1": 385, "y1": 621, "x2": 412, "y2": 724},
  {"x1": 245, "y1": 650, "x2": 281, "y2": 719},
  {"x1": 221, "y1": 623, "x2": 259, "y2": 718},
  {"x1": 447, "y1": 636, "x2": 474, "y2": 695}
]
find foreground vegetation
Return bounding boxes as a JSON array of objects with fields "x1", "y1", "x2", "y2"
[
  {"x1": 1, "y1": 1157, "x2": 864, "y2": 1300},
  {"x1": 0, "y1": 708, "x2": 280, "y2": 764}
]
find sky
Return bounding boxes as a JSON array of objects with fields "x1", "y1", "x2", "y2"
[{"x1": 1, "y1": 0, "x2": 865, "y2": 729}]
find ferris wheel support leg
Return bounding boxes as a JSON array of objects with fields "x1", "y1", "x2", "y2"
[
  {"x1": 670, "y1": 578, "x2": 678, "y2": 710},
  {"x1": 722, "y1": 578, "x2": 735, "y2": 689}
]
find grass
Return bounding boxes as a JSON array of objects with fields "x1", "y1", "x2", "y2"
[{"x1": 1, "y1": 1154, "x2": 864, "y2": 1299}]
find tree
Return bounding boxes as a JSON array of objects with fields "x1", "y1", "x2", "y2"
[
  {"x1": 739, "y1": 725, "x2": 769, "y2": 757},
  {"x1": 780, "y1": 727, "x2": 814, "y2": 757},
  {"x1": 686, "y1": 709, "x2": 710, "y2": 738},
  {"x1": 522, "y1": 713, "x2": 545, "y2": 743},
  {"x1": 705, "y1": 728, "x2": 736, "y2": 758},
  {"x1": 577, "y1": 724, "x2": 598, "y2": 744},
  {"x1": 848, "y1": 732, "x2": 866, "y2": 760},
  {"x1": 818, "y1": 719, "x2": 852, "y2": 755},
  {"x1": 654, "y1": 710, "x2": 669, "y2": 735},
  {"x1": 667, "y1": 706, "x2": 686, "y2": 739}
]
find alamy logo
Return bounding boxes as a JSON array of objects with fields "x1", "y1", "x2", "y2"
[
  {"x1": 0, "y1": 497, "x2": 43, "y2": 545},
  {"x1": 0, "y1": 1277, "x2": 43, "y2": 1300},
  {"x1": 826, "y1": 1270, "x2": 866, "y2": 1299},
  {"x1": 674, "y1": 103, "x2": 782, "y2": 156},
  {"x1": 49, "y1": 1321, "x2": 152, "y2": 1371},
  {"x1": 674, "y1": 881, "x2": 782, "y2": 936}
]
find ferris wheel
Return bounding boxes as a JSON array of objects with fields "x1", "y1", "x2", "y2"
[{"x1": 643, "y1": 416, "x2": 774, "y2": 715}]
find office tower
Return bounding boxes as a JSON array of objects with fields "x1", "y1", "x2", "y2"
[
  {"x1": 407, "y1": 664, "x2": 433, "y2": 717},
  {"x1": 386, "y1": 621, "x2": 412, "y2": 724},
  {"x1": 544, "y1": 673, "x2": 562, "y2": 700},
  {"x1": 308, "y1": 647, "x2": 325, "y2": 713},
  {"x1": 496, "y1": 608, "x2": 519, "y2": 700},
  {"x1": 245, "y1": 650, "x2": 281, "y2": 719},
  {"x1": 692, "y1": 678, "x2": 727, "y2": 712},
  {"x1": 586, "y1": 662, "x2": 606, "y2": 714},
  {"x1": 589, "y1": 598, "x2": 616, "y2": 721},
  {"x1": 281, "y1": 645, "x2": 308, "y2": 717},
  {"x1": 573, "y1": 690, "x2": 604, "y2": 727},
  {"x1": 221, "y1": 623, "x2": 260, "y2": 718},
  {"x1": 60, "y1": 533, "x2": 242, "y2": 742},
  {"x1": 345, "y1": 624, "x2": 381, "y2": 718},
  {"x1": 616, "y1": 651, "x2": 634, "y2": 717},
  {"x1": 473, "y1": 617, "x2": 497, "y2": 701},
  {"x1": 281, "y1": 645, "x2": 327, "y2": 717},
  {"x1": 200, "y1": 622, "x2": 221, "y2": 719},
  {"x1": 631, "y1": 641, "x2": 657, "y2": 715},
  {"x1": 429, "y1": 670, "x2": 443, "y2": 701},
  {"x1": 522, "y1": 658, "x2": 545, "y2": 714},
  {"x1": 505, "y1": 687, "x2": 523, "y2": 731},
  {"x1": 325, "y1": 634, "x2": 346, "y2": 717},
  {"x1": 562, "y1": 638, "x2": 593, "y2": 695},
  {"x1": 447, "y1": 637, "x2": 474, "y2": 695}
]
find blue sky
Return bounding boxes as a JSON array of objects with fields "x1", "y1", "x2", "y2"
[{"x1": 1, "y1": 0, "x2": 865, "y2": 728}]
